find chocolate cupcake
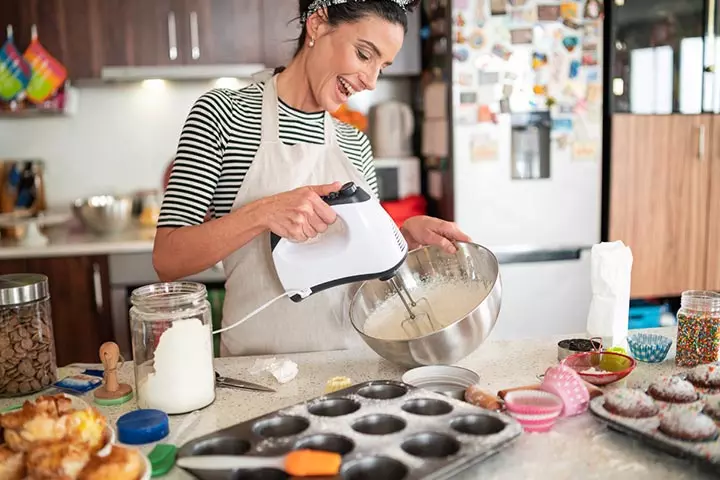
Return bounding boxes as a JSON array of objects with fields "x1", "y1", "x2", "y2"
[
  {"x1": 687, "y1": 364, "x2": 720, "y2": 390},
  {"x1": 603, "y1": 388, "x2": 659, "y2": 419},
  {"x1": 658, "y1": 410, "x2": 719, "y2": 442},
  {"x1": 703, "y1": 394, "x2": 720, "y2": 423},
  {"x1": 647, "y1": 376, "x2": 699, "y2": 403}
]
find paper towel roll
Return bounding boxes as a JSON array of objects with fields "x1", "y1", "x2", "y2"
[{"x1": 586, "y1": 241, "x2": 634, "y2": 349}]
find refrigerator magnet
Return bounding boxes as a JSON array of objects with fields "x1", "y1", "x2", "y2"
[
  {"x1": 583, "y1": 0, "x2": 604, "y2": 20},
  {"x1": 477, "y1": 105, "x2": 497, "y2": 123},
  {"x1": 532, "y1": 52, "x2": 548, "y2": 70},
  {"x1": 455, "y1": 31, "x2": 468, "y2": 44},
  {"x1": 490, "y1": 0, "x2": 506, "y2": 15},
  {"x1": 456, "y1": 72, "x2": 474, "y2": 86},
  {"x1": 454, "y1": 13, "x2": 467, "y2": 27},
  {"x1": 476, "y1": 0, "x2": 488, "y2": 25},
  {"x1": 470, "y1": 30, "x2": 488, "y2": 49},
  {"x1": 533, "y1": 84, "x2": 547, "y2": 95},
  {"x1": 537, "y1": 4, "x2": 561, "y2": 22},
  {"x1": 586, "y1": 83, "x2": 602, "y2": 104},
  {"x1": 562, "y1": 36, "x2": 579, "y2": 52},
  {"x1": 491, "y1": 43, "x2": 513, "y2": 60},
  {"x1": 510, "y1": 28, "x2": 533, "y2": 45},
  {"x1": 552, "y1": 117, "x2": 573, "y2": 133},
  {"x1": 478, "y1": 71, "x2": 500, "y2": 85},
  {"x1": 453, "y1": 46, "x2": 470, "y2": 62},
  {"x1": 510, "y1": 5, "x2": 538, "y2": 24},
  {"x1": 562, "y1": 18, "x2": 582, "y2": 30},
  {"x1": 560, "y1": 1, "x2": 578, "y2": 20},
  {"x1": 572, "y1": 140, "x2": 598, "y2": 161},
  {"x1": 581, "y1": 48, "x2": 598, "y2": 66},
  {"x1": 585, "y1": 67, "x2": 600, "y2": 82},
  {"x1": 471, "y1": 130, "x2": 499, "y2": 162},
  {"x1": 568, "y1": 59, "x2": 580, "y2": 79},
  {"x1": 459, "y1": 91, "x2": 478, "y2": 105}
]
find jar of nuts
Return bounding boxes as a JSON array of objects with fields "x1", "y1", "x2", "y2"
[{"x1": 0, "y1": 273, "x2": 57, "y2": 397}]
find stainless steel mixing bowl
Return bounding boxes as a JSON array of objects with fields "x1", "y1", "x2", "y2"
[
  {"x1": 72, "y1": 194, "x2": 135, "y2": 234},
  {"x1": 349, "y1": 242, "x2": 502, "y2": 368}
]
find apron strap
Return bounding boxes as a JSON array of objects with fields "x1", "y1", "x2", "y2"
[
  {"x1": 323, "y1": 112, "x2": 338, "y2": 147},
  {"x1": 260, "y1": 75, "x2": 281, "y2": 144}
]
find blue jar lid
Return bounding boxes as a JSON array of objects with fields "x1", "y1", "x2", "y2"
[{"x1": 117, "y1": 409, "x2": 169, "y2": 445}]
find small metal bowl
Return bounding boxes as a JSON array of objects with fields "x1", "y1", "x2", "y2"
[
  {"x1": 402, "y1": 365, "x2": 480, "y2": 400},
  {"x1": 557, "y1": 338, "x2": 602, "y2": 362},
  {"x1": 72, "y1": 194, "x2": 134, "y2": 235}
]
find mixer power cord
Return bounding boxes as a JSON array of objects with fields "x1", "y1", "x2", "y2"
[{"x1": 211, "y1": 289, "x2": 309, "y2": 335}]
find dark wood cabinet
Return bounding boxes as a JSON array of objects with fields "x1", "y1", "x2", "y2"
[
  {"x1": 261, "y1": 0, "x2": 301, "y2": 69},
  {"x1": 6, "y1": 0, "x2": 104, "y2": 80},
  {"x1": 0, "y1": 255, "x2": 113, "y2": 366},
  {"x1": 102, "y1": 0, "x2": 187, "y2": 67},
  {"x1": 102, "y1": 0, "x2": 264, "y2": 69},
  {"x1": 183, "y1": 0, "x2": 263, "y2": 65}
]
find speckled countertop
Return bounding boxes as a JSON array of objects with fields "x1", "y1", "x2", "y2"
[{"x1": 1, "y1": 326, "x2": 716, "y2": 480}]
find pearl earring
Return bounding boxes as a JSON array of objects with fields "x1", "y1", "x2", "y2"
[{"x1": 309, "y1": 37, "x2": 315, "y2": 47}]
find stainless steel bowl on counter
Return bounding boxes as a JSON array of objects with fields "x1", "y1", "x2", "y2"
[
  {"x1": 349, "y1": 242, "x2": 502, "y2": 368},
  {"x1": 72, "y1": 194, "x2": 134, "y2": 235}
]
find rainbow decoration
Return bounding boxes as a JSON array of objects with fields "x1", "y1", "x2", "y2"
[
  {"x1": 0, "y1": 26, "x2": 31, "y2": 101},
  {"x1": 23, "y1": 25, "x2": 67, "y2": 104}
]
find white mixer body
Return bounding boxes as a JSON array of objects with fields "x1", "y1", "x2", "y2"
[{"x1": 271, "y1": 183, "x2": 408, "y2": 302}]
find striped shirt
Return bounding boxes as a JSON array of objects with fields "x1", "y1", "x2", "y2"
[{"x1": 158, "y1": 82, "x2": 378, "y2": 228}]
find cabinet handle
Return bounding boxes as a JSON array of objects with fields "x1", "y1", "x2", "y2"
[
  {"x1": 698, "y1": 125, "x2": 706, "y2": 161},
  {"x1": 92, "y1": 263, "x2": 104, "y2": 314},
  {"x1": 168, "y1": 11, "x2": 178, "y2": 60},
  {"x1": 190, "y1": 11, "x2": 200, "y2": 60}
]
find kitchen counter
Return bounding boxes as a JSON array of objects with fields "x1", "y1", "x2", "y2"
[
  {"x1": 0, "y1": 326, "x2": 716, "y2": 479},
  {"x1": 0, "y1": 226, "x2": 156, "y2": 259}
]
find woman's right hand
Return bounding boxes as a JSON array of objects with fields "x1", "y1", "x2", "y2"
[{"x1": 258, "y1": 182, "x2": 342, "y2": 242}]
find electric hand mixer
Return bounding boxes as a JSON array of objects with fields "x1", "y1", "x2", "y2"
[{"x1": 270, "y1": 182, "x2": 439, "y2": 337}]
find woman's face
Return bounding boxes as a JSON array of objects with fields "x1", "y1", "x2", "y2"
[{"x1": 307, "y1": 14, "x2": 405, "y2": 112}]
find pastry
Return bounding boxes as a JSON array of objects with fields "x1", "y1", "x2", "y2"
[
  {"x1": 687, "y1": 364, "x2": 720, "y2": 390},
  {"x1": 25, "y1": 440, "x2": 92, "y2": 479},
  {"x1": 0, "y1": 394, "x2": 108, "y2": 453},
  {"x1": 658, "y1": 410, "x2": 719, "y2": 442},
  {"x1": 603, "y1": 388, "x2": 659, "y2": 418},
  {"x1": 79, "y1": 446, "x2": 145, "y2": 480},
  {"x1": 0, "y1": 444, "x2": 25, "y2": 480},
  {"x1": 703, "y1": 394, "x2": 720, "y2": 422},
  {"x1": 647, "y1": 376, "x2": 699, "y2": 403}
]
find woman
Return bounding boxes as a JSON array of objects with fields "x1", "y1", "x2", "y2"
[{"x1": 153, "y1": 0, "x2": 471, "y2": 357}]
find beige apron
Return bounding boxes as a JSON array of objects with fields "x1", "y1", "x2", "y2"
[{"x1": 219, "y1": 74, "x2": 372, "y2": 357}]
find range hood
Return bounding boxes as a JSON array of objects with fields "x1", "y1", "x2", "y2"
[{"x1": 100, "y1": 64, "x2": 267, "y2": 82}]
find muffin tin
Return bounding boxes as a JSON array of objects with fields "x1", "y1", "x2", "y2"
[
  {"x1": 589, "y1": 376, "x2": 720, "y2": 474},
  {"x1": 177, "y1": 380, "x2": 522, "y2": 480}
]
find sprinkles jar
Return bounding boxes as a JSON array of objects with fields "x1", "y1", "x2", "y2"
[{"x1": 676, "y1": 291, "x2": 720, "y2": 367}]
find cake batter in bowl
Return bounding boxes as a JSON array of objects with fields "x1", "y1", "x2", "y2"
[{"x1": 349, "y1": 242, "x2": 502, "y2": 367}]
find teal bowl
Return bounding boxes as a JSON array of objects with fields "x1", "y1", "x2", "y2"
[{"x1": 627, "y1": 333, "x2": 673, "y2": 363}]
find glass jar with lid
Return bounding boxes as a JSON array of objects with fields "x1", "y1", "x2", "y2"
[
  {"x1": 0, "y1": 273, "x2": 57, "y2": 397},
  {"x1": 130, "y1": 282, "x2": 215, "y2": 414},
  {"x1": 676, "y1": 290, "x2": 720, "y2": 367}
]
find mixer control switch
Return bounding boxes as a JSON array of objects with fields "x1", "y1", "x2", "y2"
[{"x1": 340, "y1": 182, "x2": 357, "y2": 196}]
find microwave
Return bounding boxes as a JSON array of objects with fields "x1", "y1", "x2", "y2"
[{"x1": 373, "y1": 157, "x2": 421, "y2": 201}]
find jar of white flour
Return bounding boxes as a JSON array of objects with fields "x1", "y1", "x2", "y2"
[{"x1": 130, "y1": 282, "x2": 215, "y2": 414}]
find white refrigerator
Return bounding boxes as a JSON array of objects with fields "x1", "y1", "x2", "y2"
[{"x1": 448, "y1": 0, "x2": 604, "y2": 339}]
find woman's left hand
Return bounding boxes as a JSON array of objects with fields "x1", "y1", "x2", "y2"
[{"x1": 401, "y1": 216, "x2": 472, "y2": 254}]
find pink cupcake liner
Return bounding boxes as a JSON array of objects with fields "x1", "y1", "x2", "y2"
[
  {"x1": 504, "y1": 390, "x2": 563, "y2": 432},
  {"x1": 541, "y1": 364, "x2": 590, "y2": 417}
]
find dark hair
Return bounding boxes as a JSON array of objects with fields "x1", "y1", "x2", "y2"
[{"x1": 294, "y1": 0, "x2": 420, "y2": 56}]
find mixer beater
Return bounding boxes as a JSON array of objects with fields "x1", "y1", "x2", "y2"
[{"x1": 389, "y1": 276, "x2": 439, "y2": 338}]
